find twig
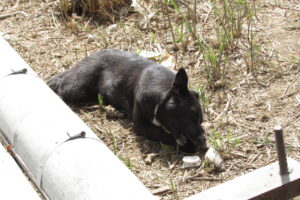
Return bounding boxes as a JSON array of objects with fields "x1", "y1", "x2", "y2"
[
  {"x1": 277, "y1": 91, "x2": 296, "y2": 100},
  {"x1": 295, "y1": 95, "x2": 300, "y2": 106},
  {"x1": 163, "y1": 1, "x2": 177, "y2": 49},
  {"x1": 213, "y1": 94, "x2": 231, "y2": 121},
  {"x1": 268, "y1": 42, "x2": 276, "y2": 60},
  {"x1": 277, "y1": 5, "x2": 300, "y2": 12},
  {"x1": 283, "y1": 26, "x2": 300, "y2": 31},
  {"x1": 0, "y1": 11, "x2": 28, "y2": 20},
  {"x1": 224, "y1": 94, "x2": 231, "y2": 112},
  {"x1": 193, "y1": 0, "x2": 197, "y2": 34},
  {"x1": 249, "y1": 153, "x2": 261, "y2": 164},
  {"x1": 204, "y1": 5, "x2": 212, "y2": 23},
  {"x1": 159, "y1": 0, "x2": 167, "y2": 29},
  {"x1": 151, "y1": 186, "x2": 170, "y2": 195},
  {"x1": 231, "y1": 152, "x2": 247, "y2": 159},
  {"x1": 283, "y1": 84, "x2": 290, "y2": 95},
  {"x1": 190, "y1": 177, "x2": 223, "y2": 181}
]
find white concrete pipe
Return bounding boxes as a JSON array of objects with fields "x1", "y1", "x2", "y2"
[{"x1": 0, "y1": 36, "x2": 155, "y2": 200}]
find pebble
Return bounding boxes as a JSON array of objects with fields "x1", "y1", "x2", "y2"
[
  {"x1": 144, "y1": 153, "x2": 158, "y2": 165},
  {"x1": 107, "y1": 24, "x2": 118, "y2": 32},
  {"x1": 87, "y1": 34, "x2": 95, "y2": 43},
  {"x1": 245, "y1": 114, "x2": 256, "y2": 121},
  {"x1": 256, "y1": 143, "x2": 264, "y2": 148},
  {"x1": 202, "y1": 122, "x2": 212, "y2": 130}
]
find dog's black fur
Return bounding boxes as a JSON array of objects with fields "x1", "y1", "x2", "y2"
[{"x1": 48, "y1": 49, "x2": 207, "y2": 152}]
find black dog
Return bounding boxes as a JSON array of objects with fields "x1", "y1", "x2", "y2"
[{"x1": 48, "y1": 49, "x2": 207, "y2": 152}]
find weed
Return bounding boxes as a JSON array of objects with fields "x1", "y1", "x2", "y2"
[
  {"x1": 244, "y1": 1, "x2": 272, "y2": 76},
  {"x1": 161, "y1": 0, "x2": 178, "y2": 50},
  {"x1": 59, "y1": 0, "x2": 70, "y2": 20},
  {"x1": 119, "y1": 155, "x2": 133, "y2": 169},
  {"x1": 150, "y1": 32, "x2": 156, "y2": 45},
  {"x1": 163, "y1": 0, "x2": 257, "y2": 87},
  {"x1": 209, "y1": 128, "x2": 241, "y2": 153},
  {"x1": 202, "y1": 159, "x2": 215, "y2": 169},
  {"x1": 173, "y1": 23, "x2": 185, "y2": 44},
  {"x1": 203, "y1": 0, "x2": 253, "y2": 86},
  {"x1": 249, "y1": 45, "x2": 273, "y2": 75},
  {"x1": 98, "y1": 94, "x2": 105, "y2": 112},
  {"x1": 245, "y1": 5, "x2": 257, "y2": 75},
  {"x1": 105, "y1": 129, "x2": 118, "y2": 154},
  {"x1": 97, "y1": 28, "x2": 109, "y2": 48},
  {"x1": 169, "y1": 179, "x2": 179, "y2": 200},
  {"x1": 105, "y1": 127, "x2": 133, "y2": 170},
  {"x1": 160, "y1": 142, "x2": 175, "y2": 157},
  {"x1": 211, "y1": 0, "x2": 250, "y2": 43},
  {"x1": 196, "y1": 85, "x2": 209, "y2": 116},
  {"x1": 162, "y1": 0, "x2": 205, "y2": 51},
  {"x1": 203, "y1": 43, "x2": 227, "y2": 87},
  {"x1": 250, "y1": 132, "x2": 272, "y2": 146},
  {"x1": 282, "y1": 57, "x2": 300, "y2": 66}
]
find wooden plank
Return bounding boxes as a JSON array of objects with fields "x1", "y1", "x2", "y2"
[
  {"x1": 185, "y1": 157, "x2": 300, "y2": 200},
  {"x1": 0, "y1": 144, "x2": 41, "y2": 199}
]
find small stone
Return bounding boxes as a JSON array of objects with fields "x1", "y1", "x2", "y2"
[
  {"x1": 87, "y1": 34, "x2": 95, "y2": 43},
  {"x1": 254, "y1": 102, "x2": 264, "y2": 107},
  {"x1": 202, "y1": 122, "x2": 212, "y2": 130},
  {"x1": 256, "y1": 143, "x2": 264, "y2": 148},
  {"x1": 144, "y1": 153, "x2": 158, "y2": 165},
  {"x1": 245, "y1": 115, "x2": 256, "y2": 121},
  {"x1": 107, "y1": 24, "x2": 118, "y2": 32},
  {"x1": 53, "y1": 53, "x2": 62, "y2": 58},
  {"x1": 214, "y1": 80, "x2": 226, "y2": 88}
]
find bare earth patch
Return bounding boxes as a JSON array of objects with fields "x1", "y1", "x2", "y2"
[{"x1": 0, "y1": 0, "x2": 299, "y2": 199}]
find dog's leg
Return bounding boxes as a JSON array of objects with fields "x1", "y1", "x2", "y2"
[{"x1": 48, "y1": 73, "x2": 98, "y2": 105}]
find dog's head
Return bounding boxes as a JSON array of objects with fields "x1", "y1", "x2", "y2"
[{"x1": 155, "y1": 68, "x2": 207, "y2": 152}]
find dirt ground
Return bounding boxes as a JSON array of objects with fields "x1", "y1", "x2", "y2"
[{"x1": 0, "y1": 0, "x2": 299, "y2": 199}]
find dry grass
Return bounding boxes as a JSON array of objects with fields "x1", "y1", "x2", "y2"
[
  {"x1": 59, "y1": 0, "x2": 131, "y2": 23},
  {"x1": 0, "y1": 0, "x2": 299, "y2": 199}
]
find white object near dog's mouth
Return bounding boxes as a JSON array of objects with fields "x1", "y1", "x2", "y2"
[
  {"x1": 182, "y1": 156, "x2": 201, "y2": 168},
  {"x1": 205, "y1": 147, "x2": 223, "y2": 168}
]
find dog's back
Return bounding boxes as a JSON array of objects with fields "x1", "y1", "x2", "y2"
[
  {"x1": 48, "y1": 49, "x2": 175, "y2": 113},
  {"x1": 97, "y1": 50, "x2": 175, "y2": 117}
]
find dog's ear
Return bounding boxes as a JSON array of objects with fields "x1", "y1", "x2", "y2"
[{"x1": 172, "y1": 68, "x2": 188, "y2": 93}]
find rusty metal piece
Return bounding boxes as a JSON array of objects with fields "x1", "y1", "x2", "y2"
[{"x1": 274, "y1": 125, "x2": 289, "y2": 175}]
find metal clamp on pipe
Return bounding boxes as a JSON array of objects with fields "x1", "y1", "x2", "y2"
[
  {"x1": 36, "y1": 130, "x2": 90, "y2": 187},
  {"x1": 9, "y1": 68, "x2": 28, "y2": 75}
]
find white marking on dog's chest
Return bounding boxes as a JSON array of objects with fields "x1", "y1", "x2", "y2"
[
  {"x1": 152, "y1": 117, "x2": 161, "y2": 126},
  {"x1": 152, "y1": 105, "x2": 171, "y2": 134}
]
